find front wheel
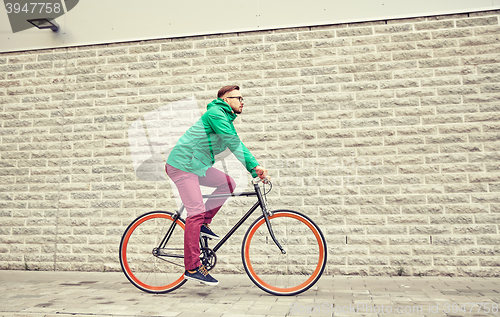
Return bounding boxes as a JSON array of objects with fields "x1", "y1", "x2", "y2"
[
  {"x1": 119, "y1": 211, "x2": 187, "y2": 294},
  {"x1": 241, "y1": 210, "x2": 327, "y2": 296}
]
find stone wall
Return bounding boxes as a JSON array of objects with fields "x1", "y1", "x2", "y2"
[{"x1": 1, "y1": 10, "x2": 499, "y2": 276}]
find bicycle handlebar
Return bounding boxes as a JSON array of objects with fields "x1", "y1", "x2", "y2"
[{"x1": 252, "y1": 177, "x2": 271, "y2": 185}]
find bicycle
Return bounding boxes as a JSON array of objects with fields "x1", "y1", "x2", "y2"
[{"x1": 119, "y1": 178, "x2": 327, "y2": 296}]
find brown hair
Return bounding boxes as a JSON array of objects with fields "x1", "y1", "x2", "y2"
[{"x1": 217, "y1": 85, "x2": 239, "y2": 98}]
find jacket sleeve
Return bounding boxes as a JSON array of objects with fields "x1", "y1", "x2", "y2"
[{"x1": 206, "y1": 109, "x2": 259, "y2": 177}]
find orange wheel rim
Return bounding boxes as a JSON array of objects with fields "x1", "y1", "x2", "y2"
[
  {"x1": 244, "y1": 212, "x2": 325, "y2": 294},
  {"x1": 121, "y1": 213, "x2": 185, "y2": 291}
]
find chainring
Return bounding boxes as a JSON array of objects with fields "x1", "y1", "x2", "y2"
[{"x1": 199, "y1": 247, "x2": 217, "y2": 271}]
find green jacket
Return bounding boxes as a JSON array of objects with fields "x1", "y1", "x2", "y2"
[{"x1": 167, "y1": 98, "x2": 259, "y2": 178}]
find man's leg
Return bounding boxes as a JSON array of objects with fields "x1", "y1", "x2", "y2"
[
  {"x1": 165, "y1": 164, "x2": 205, "y2": 271},
  {"x1": 199, "y1": 167, "x2": 236, "y2": 224}
]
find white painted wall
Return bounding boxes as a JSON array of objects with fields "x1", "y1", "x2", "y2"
[{"x1": 1, "y1": 0, "x2": 500, "y2": 52}]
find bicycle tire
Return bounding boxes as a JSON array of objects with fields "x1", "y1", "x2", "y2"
[
  {"x1": 119, "y1": 211, "x2": 187, "y2": 294},
  {"x1": 241, "y1": 210, "x2": 327, "y2": 296}
]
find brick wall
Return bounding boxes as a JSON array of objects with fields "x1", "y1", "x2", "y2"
[{"x1": 1, "y1": 10, "x2": 499, "y2": 276}]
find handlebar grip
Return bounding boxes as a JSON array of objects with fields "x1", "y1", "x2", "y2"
[{"x1": 253, "y1": 177, "x2": 271, "y2": 185}]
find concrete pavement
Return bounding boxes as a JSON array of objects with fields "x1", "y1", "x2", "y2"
[{"x1": 0, "y1": 270, "x2": 499, "y2": 317}]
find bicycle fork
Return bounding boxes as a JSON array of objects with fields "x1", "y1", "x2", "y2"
[
  {"x1": 253, "y1": 182, "x2": 287, "y2": 255},
  {"x1": 262, "y1": 210, "x2": 287, "y2": 255}
]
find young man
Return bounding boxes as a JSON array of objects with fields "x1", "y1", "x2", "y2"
[{"x1": 165, "y1": 85, "x2": 268, "y2": 285}]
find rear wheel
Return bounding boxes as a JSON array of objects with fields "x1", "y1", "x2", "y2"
[
  {"x1": 241, "y1": 210, "x2": 327, "y2": 296},
  {"x1": 119, "y1": 211, "x2": 186, "y2": 293}
]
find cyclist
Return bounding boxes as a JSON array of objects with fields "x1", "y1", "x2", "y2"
[{"x1": 165, "y1": 85, "x2": 268, "y2": 286}]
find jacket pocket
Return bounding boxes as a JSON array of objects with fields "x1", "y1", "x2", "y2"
[{"x1": 189, "y1": 150, "x2": 212, "y2": 172}]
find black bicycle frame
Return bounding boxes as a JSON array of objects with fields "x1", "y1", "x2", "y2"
[{"x1": 159, "y1": 181, "x2": 285, "y2": 255}]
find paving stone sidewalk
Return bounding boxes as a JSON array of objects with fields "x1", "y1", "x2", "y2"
[{"x1": 0, "y1": 270, "x2": 499, "y2": 317}]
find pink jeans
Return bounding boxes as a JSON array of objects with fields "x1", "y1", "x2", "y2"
[{"x1": 165, "y1": 163, "x2": 236, "y2": 271}]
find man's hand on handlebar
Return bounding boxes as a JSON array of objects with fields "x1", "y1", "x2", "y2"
[{"x1": 254, "y1": 166, "x2": 270, "y2": 182}]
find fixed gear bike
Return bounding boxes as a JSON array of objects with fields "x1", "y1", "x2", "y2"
[{"x1": 119, "y1": 178, "x2": 327, "y2": 296}]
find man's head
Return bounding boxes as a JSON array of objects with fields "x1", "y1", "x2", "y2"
[{"x1": 218, "y1": 85, "x2": 244, "y2": 114}]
